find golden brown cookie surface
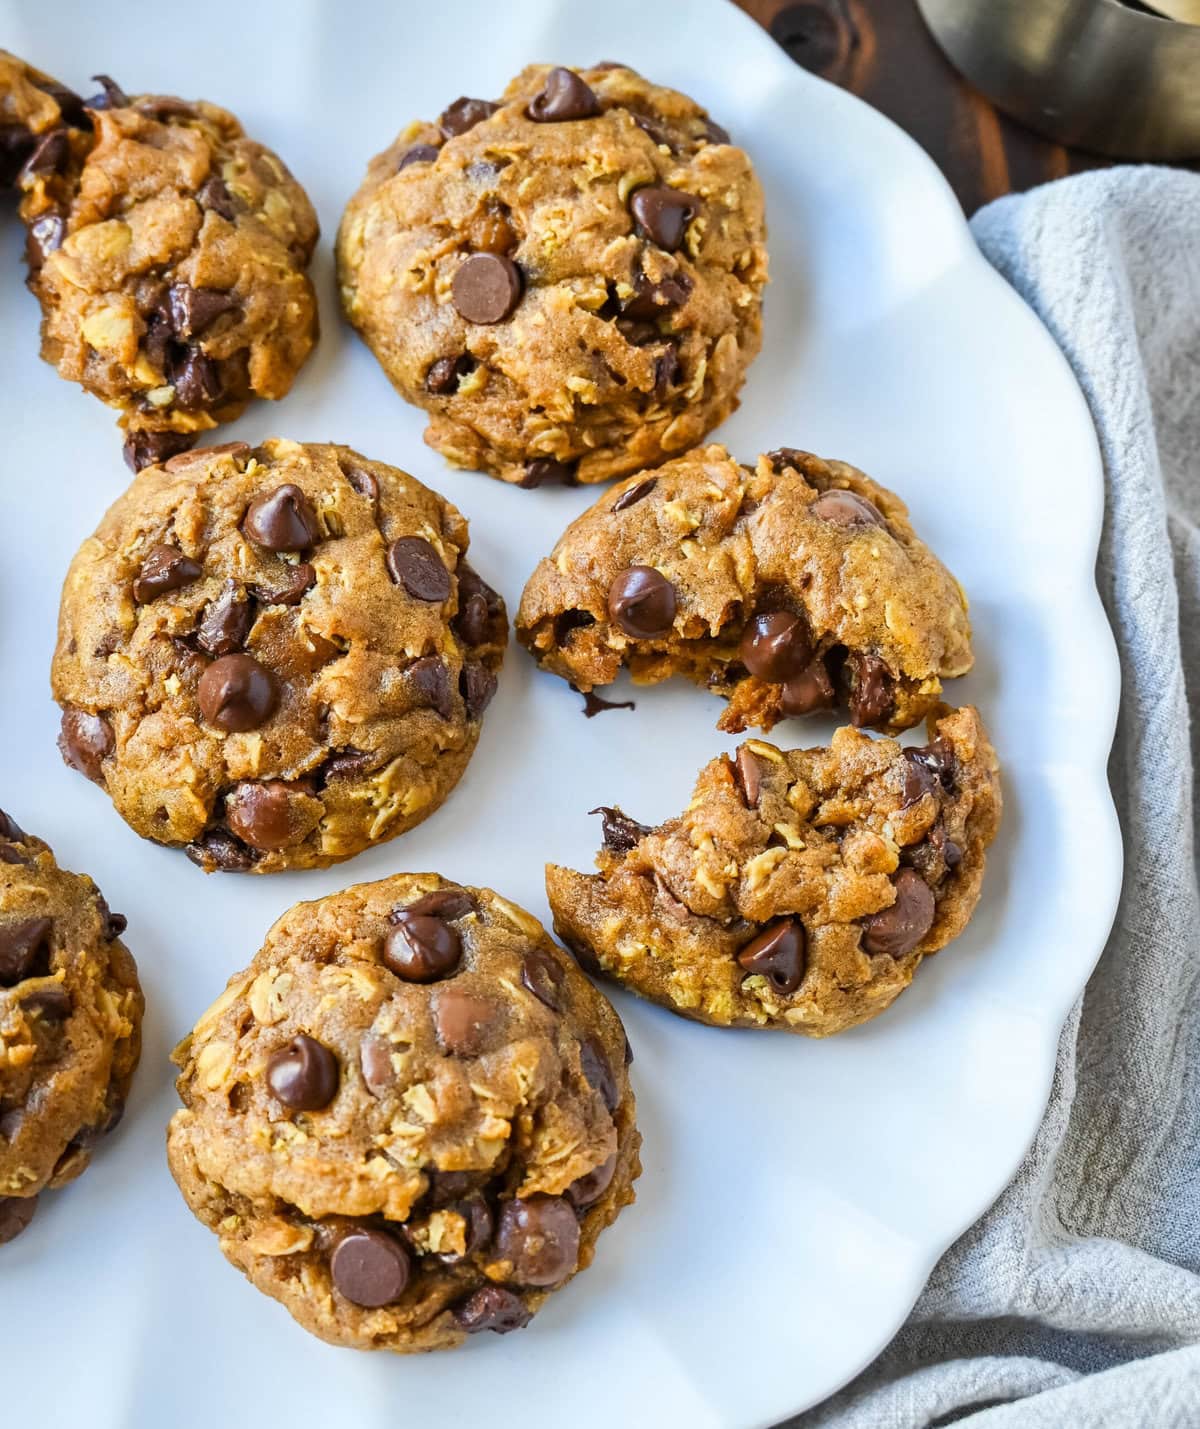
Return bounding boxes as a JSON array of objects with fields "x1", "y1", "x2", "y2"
[
  {"x1": 0, "y1": 810, "x2": 143, "y2": 1244},
  {"x1": 518, "y1": 445, "x2": 974, "y2": 734},
  {"x1": 546, "y1": 705, "x2": 1001, "y2": 1035},
  {"x1": 167, "y1": 874, "x2": 639, "y2": 1351},
  {"x1": 337, "y1": 62, "x2": 767, "y2": 487},
  {"x1": 16, "y1": 75, "x2": 318, "y2": 467},
  {"x1": 51, "y1": 440, "x2": 507, "y2": 873}
]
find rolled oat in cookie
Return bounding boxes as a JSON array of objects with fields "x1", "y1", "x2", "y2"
[
  {"x1": 0, "y1": 810, "x2": 143, "y2": 1243},
  {"x1": 51, "y1": 440, "x2": 507, "y2": 873},
  {"x1": 166, "y1": 874, "x2": 639, "y2": 1350},
  {"x1": 518, "y1": 444, "x2": 973, "y2": 734},
  {"x1": 546, "y1": 705, "x2": 1001, "y2": 1035},
  {"x1": 336, "y1": 62, "x2": 767, "y2": 487},
  {"x1": 14, "y1": 70, "x2": 318, "y2": 466}
]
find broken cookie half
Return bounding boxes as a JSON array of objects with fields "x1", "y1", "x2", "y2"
[
  {"x1": 545, "y1": 705, "x2": 1001, "y2": 1036},
  {"x1": 517, "y1": 444, "x2": 973, "y2": 734}
]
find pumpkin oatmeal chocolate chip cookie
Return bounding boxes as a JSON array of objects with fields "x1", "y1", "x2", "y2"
[
  {"x1": 167, "y1": 874, "x2": 639, "y2": 1350},
  {"x1": 15, "y1": 71, "x2": 318, "y2": 470},
  {"x1": 518, "y1": 444, "x2": 973, "y2": 734},
  {"x1": 546, "y1": 705, "x2": 1001, "y2": 1036},
  {"x1": 337, "y1": 62, "x2": 766, "y2": 488},
  {"x1": 51, "y1": 439, "x2": 506, "y2": 873},
  {"x1": 0, "y1": 809, "x2": 143, "y2": 1245}
]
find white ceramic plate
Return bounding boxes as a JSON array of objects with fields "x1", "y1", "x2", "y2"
[{"x1": 0, "y1": 1, "x2": 1121, "y2": 1424}]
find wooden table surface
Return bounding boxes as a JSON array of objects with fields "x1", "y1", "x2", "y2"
[{"x1": 736, "y1": 0, "x2": 1115, "y2": 214}]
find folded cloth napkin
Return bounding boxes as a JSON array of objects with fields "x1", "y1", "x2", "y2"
[{"x1": 788, "y1": 166, "x2": 1200, "y2": 1428}]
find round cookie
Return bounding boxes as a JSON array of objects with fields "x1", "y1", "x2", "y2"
[
  {"x1": 337, "y1": 62, "x2": 767, "y2": 488},
  {"x1": 167, "y1": 874, "x2": 639, "y2": 1350},
  {"x1": 17, "y1": 73, "x2": 318, "y2": 470},
  {"x1": 518, "y1": 444, "x2": 974, "y2": 734},
  {"x1": 51, "y1": 439, "x2": 507, "y2": 873},
  {"x1": 546, "y1": 705, "x2": 1001, "y2": 1036},
  {"x1": 0, "y1": 808, "x2": 143, "y2": 1244},
  {"x1": 0, "y1": 49, "x2": 89, "y2": 190}
]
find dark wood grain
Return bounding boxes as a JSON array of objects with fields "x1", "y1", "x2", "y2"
[{"x1": 736, "y1": 0, "x2": 1113, "y2": 213}]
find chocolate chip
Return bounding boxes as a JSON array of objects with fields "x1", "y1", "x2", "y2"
[
  {"x1": 436, "y1": 1192, "x2": 493, "y2": 1263},
  {"x1": 577, "y1": 687, "x2": 635, "y2": 718},
  {"x1": 195, "y1": 580, "x2": 253, "y2": 657},
  {"x1": 493, "y1": 1196, "x2": 580, "y2": 1286},
  {"x1": 766, "y1": 447, "x2": 812, "y2": 474},
  {"x1": 0, "y1": 810, "x2": 27, "y2": 844},
  {"x1": 809, "y1": 489, "x2": 886, "y2": 528},
  {"x1": 739, "y1": 611, "x2": 812, "y2": 683},
  {"x1": 905, "y1": 739, "x2": 958, "y2": 795},
  {"x1": 167, "y1": 283, "x2": 238, "y2": 339},
  {"x1": 861, "y1": 869, "x2": 936, "y2": 958},
  {"x1": 554, "y1": 610, "x2": 595, "y2": 646},
  {"x1": 266, "y1": 1034, "x2": 340, "y2": 1111},
  {"x1": 384, "y1": 909, "x2": 462, "y2": 983},
  {"x1": 520, "y1": 458, "x2": 577, "y2": 488},
  {"x1": 434, "y1": 988, "x2": 499, "y2": 1056},
  {"x1": 781, "y1": 658, "x2": 835, "y2": 717},
  {"x1": 608, "y1": 565, "x2": 676, "y2": 638},
  {"x1": 848, "y1": 653, "x2": 893, "y2": 728},
  {"x1": 439, "y1": 97, "x2": 499, "y2": 138},
  {"x1": 398, "y1": 142, "x2": 440, "y2": 170},
  {"x1": 185, "y1": 828, "x2": 257, "y2": 872},
  {"x1": 407, "y1": 656, "x2": 454, "y2": 719},
  {"x1": 196, "y1": 175, "x2": 236, "y2": 220},
  {"x1": 619, "y1": 269, "x2": 692, "y2": 321},
  {"x1": 452, "y1": 562, "x2": 501, "y2": 646},
  {"x1": 173, "y1": 441, "x2": 251, "y2": 470},
  {"x1": 22, "y1": 985, "x2": 71, "y2": 1020},
  {"x1": 331, "y1": 1228, "x2": 410, "y2": 1307},
  {"x1": 58, "y1": 708, "x2": 113, "y2": 783},
  {"x1": 20, "y1": 127, "x2": 68, "y2": 179},
  {"x1": 902, "y1": 823, "x2": 962, "y2": 884},
  {"x1": 137, "y1": 96, "x2": 199, "y2": 120},
  {"x1": 629, "y1": 186, "x2": 699, "y2": 252},
  {"x1": 521, "y1": 949, "x2": 565, "y2": 1011},
  {"x1": 340, "y1": 462, "x2": 379, "y2": 506},
  {"x1": 402, "y1": 889, "x2": 476, "y2": 921},
  {"x1": 460, "y1": 662, "x2": 497, "y2": 719},
  {"x1": 612, "y1": 478, "x2": 657, "y2": 512},
  {"x1": 359, "y1": 1035, "x2": 396, "y2": 1096},
  {"x1": 733, "y1": 746, "x2": 762, "y2": 808},
  {"x1": 737, "y1": 919, "x2": 806, "y2": 994},
  {"x1": 527, "y1": 67, "x2": 599, "y2": 122},
  {"x1": 0, "y1": 919, "x2": 52, "y2": 986},
  {"x1": 25, "y1": 212, "x2": 65, "y2": 271},
  {"x1": 702, "y1": 118, "x2": 731, "y2": 144},
  {"x1": 425, "y1": 1170, "x2": 477, "y2": 1207},
  {"x1": 197, "y1": 654, "x2": 279, "y2": 732},
  {"x1": 0, "y1": 125, "x2": 35, "y2": 186},
  {"x1": 242, "y1": 484, "x2": 319, "y2": 552},
  {"x1": 96, "y1": 896, "x2": 127, "y2": 939},
  {"x1": 424, "y1": 353, "x2": 475, "y2": 394},
  {"x1": 590, "y1": 806, "x2": 650, "y2": 854},
  {"x1": 566, "y1": 1153, "x2": 617, "y2": 1209},
  {"x1": 0, "y1": 1195, "x2": 37, "y2": 1247},
  {"x1": 653, "y1": 342, "x2": 681, "y2": 399},
  {"x1": 122, "y1": 429, "x2": 193, "y2": 473},
  {"x1": 454, "y1": 1284, "x2": 531, "y2": 1334},
  {"x1": 132, "y1": 543, "x2": 202, "y2": 603},
  {"x1": 224, "y1": 781, "x2": 300, "y2": 851},
  {"x1": 452, "y1": 253, "x2": 522, "y2": 324},
  {"x1": 252, "y1": 563, "x2": 315, "y2": 606},
  {"x1": 579, "y1": 1036, "x2": 619, "y2": 1112},
  {"x1": 168, "y1": 348, "x2": 222, "y2": 409},
  {"x1": 632, "y1": 113, "x2": 678, "y2": 152},
  {"x1": 902, "y1": 749, "x2": 939, "y2": 807},
  {"x1": 318, "y1": 748, "x2": 379, "y2": 784},
  {"x1": 385, "y1": 536, "x2": 451, "y2": 602}
]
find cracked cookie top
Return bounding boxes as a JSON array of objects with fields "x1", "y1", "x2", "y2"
[
  {"x1": 167, "y1": 874, "x2": 639, "y2": 1351},
  {"x1": 518, "y1": 444, "x2": 974, "y2": 734},
  {"x1": 51, "y1": 440, "x2": 507, "y2": 873},
  {"x1": 17, "y1": 72, "x2": 318, "y2": 467},
  {"x1": 546, "y1": 705, "x2": 1001, "y2": 1036},
  {"x1": 337, "y1": 62, "x2": 767, "y2": 487},
  {"x1": 0, "y1": 809, "x2": 142, "y2": 1245}
]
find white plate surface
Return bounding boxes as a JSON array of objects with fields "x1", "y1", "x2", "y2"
[{"x1": 0, "y1": 2, "x2": 1121, "y2": 1424}]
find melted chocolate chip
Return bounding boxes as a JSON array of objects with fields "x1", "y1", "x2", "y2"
[
  {"x1": 133, "y1": 544, "x2": 202, "y2": 603},
  {"x1": 386, "y1": 537, "x2": 451, "y2": 602},
  {"x1": 629, "y1": 186, "x2": 699, "y2": 251},
  {"x1": 0, "y1": 919, "x2": 53, "y2": 987},
  {"x1": 167, "y1": 283, "x2": 238, "y2": 339},
  {"x1": 653, "y1": 342, "x2": 681, "y2": 398},
  {"x1": 251, "y1": 563, "x2": 315, "y2": 606},
  {"x1": 407, "y1": 656, "x2": 454, "y2": 719},
  {"x1": 331, "y1": 1228, "x2": 410, "y2": 1307},
  {"x1": 739, "y1": 612, "x2": 812, "y2": 684},
  {"x1": 20, "y1": 127, "x2": 69, "y2": 179},
  {"x1": 493, "y1": 1196, "x2": 580, "y2": 1286},
  {"x1": 848, "y1": 653, "x2": 893, "y2": 728},
  {"x1": 554, "y1": 610, "x2": 596, "y2": 646},
  {"x1": 58, "y1": 708, "x2": 113, "y2": 783},
  {"x1": 781, "y1": 658, "x2": 835, "y2": 717},
  {"x1": 224, "y1": 781, "x2": 300, "y2": 851},
  {"x1": 439, "y1": 97, "x2": 499, "y2": 138},
  {"x1": 520, "y1": 949, "x2": 565, "y2": 1011},
  {"x1": 195, "y1": 580, "x2": 253, "y2": 657},
  {"x1": 619, "y1": 269, "x2": 693, "y2": 321},
  {"x1": 122, "y1": 429, "x2": 194, "y2": 473},
  {"x1": 460, "y1": 662, "x2": 498, "y2": 719},
  {"x1": 452, "y1": 253, "x2": 522, "y2": 324},
  {"x1": 242, "y1": 484, "x2": 319, "y2": 552},
  {"x1": 590, "y1": 806, "x2": 650, "y2": 854},
  {"x1": 266, "y1": 1034, "x2": 340, "y2": 1111},
  {"x1": 527, "y1": 67, "x2": 599, "y2": 122},
  {"x1": 861, "y1": 869, "x2": 936, "y2": 958},
  {"x1": 612, "y1": 478, "x2": 657, "y2": 511},
  {"x1": 566, "y1": 1152, "x2": 617, "y2": 1209},
  {"x1": 196, "y1": 174, "x2": 236, "y2": 220},
  {"x1": 384, "y1": 908, "x2": 462, "y2": 983},
  {"x1": 398, "y1": 142, "x2": 440, "y2": 170},
  {"x1": 579, "y1": 1036, "x2": 619, "y2": 1112},
  {"x1": 0, "y1": 1195, "x2": 37, "y2": 1246},
  {"x1": 197, "y1": 654, "x2": 279, "y2": 732},
  {"x1": 168, "y1": 347, "x2": 223, "y2": 409},
  {"x1": 452, "y1": 562, "x2": 502, "y2": 646},
  {"x1": 185, "y1": 828, "x2": 257, "y2": 872},
  {"x1": 577, "y1": 687, "x2": 636, "y2": 718},
  {"x1": 733, "y1": 746, "x2": 762, "y2": 808},
  {"x1": 424, "y1": 353, "x2": 475, "y2": 394},
  {"x1": 318, "y1": 748, "x2": 380, "y2": 784},
  {"x1": 359, "y1": 1035, "x2": 397, "y2": 1096},
  {"x1": 520, "y1": 458, "x2": 577, "y2": 488},
  {"x1": 454, "y1": 1284, "x2": 531, "y2": 1334},
  {"x1": 608, "y1": 566, "x2": 676, "y2": 638},
  {"x1": 404, "y1": 889, "x2": 476, "y2": 921},
  {"x1": 809, "y1": 488, "x2": 886, "y2": 528},
  {"x1": 341, "y1": 462, "x2": 379, "y2": 506},
  {"x1": 434, "y1": 988, "x2": 499, "y2": 1056},
  {"x1": 737, "y1": 919, "x2": 806, "y2": 994}
]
